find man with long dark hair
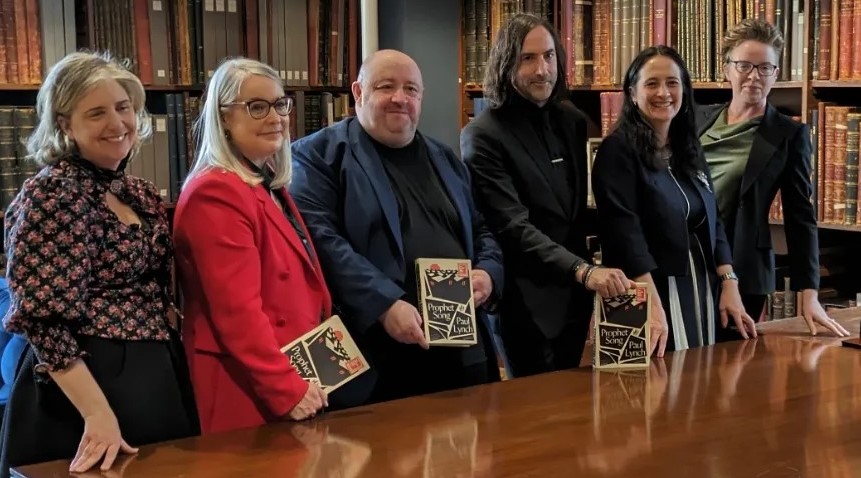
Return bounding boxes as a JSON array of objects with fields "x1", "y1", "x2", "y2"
[{"x1": 461, "y1": 14, "x2": 632, "y2": 377}]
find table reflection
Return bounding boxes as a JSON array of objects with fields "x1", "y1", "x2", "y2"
[
  {"x1": 323, "y1": 411, "x2": 491, "y2": 478},
  {"x1": 290, "y1": 423, "x2": 371, "y2": 478},
  {"x1": 15, "y1": 314, "x2": 861, "y2": 478}
]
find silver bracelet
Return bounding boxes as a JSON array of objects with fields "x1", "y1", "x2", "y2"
[{"x1": 583, "y1": 265, "x2": 599, "y2": 290}]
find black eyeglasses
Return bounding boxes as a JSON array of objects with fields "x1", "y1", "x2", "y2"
[
  {"x1": 726, "y1": 60, "x2": 778, "y2": 77},
  {"x1": 221, "y1": 97, "x2": 293, "y2": 119}
]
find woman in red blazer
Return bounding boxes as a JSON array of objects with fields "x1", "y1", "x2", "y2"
[{"x1": 173, "y1": 58, "x2": 331, "y2": 434}]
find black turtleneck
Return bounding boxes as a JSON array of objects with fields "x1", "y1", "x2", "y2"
[
  {"x1": 364, "y1": 129, "x2": 467, "y2": 308},
  {"x1": 506, "y1": 93, "x2": 576, "y2": 205}
]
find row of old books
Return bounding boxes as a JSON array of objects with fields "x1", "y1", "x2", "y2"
[
  {"x1": 599, "y1": 91, "x2": 624, "y2": 137},
  {"x1": 564, "y1": 0, "x2": 804, "y2": 87},
  {"x1": 766, "y1": 246, "x2": 858, "y2": 320},
  {"x1": 290, "y1": 91, "x2": 352, "y2": 139},
  {"x1": 462, "y1": 0, "x2": 552, "y2": 86},
  {"x1": 809, "y1": 0, "x2": 861, "y2": 81},
  {"x1": 258, "y1": 0, "x2": 359, "y2": 88},
  {"x1": 104, "y1": 0, "x2": 358, "y2": 88},
  {"x1": 0, "y1": 101, "x2": 187, "y2": 213},
  {"x1": 767, "y1": 278, "x2": 800, "y2": 321},
  {"x1": 0, "y1": 0, "x2": 55, "y2": 85},
  {"x1": 0, "y1": 90, "x2": 348, "y2": 210},
  {"x1": 0, "y1": 0, "x2": 360, "y2": 88},
  {"x1": 0, "y1": 107, "x2": 39, "y2": 210},
  {"x1": 766, "y1": 282, "x2": 855, "y2": 321},
  {"x1": 132, "y1": 92, "x2": 200, "y2": 203},
  {"x1": 810, "y1": 104, "x2": 861, "y2": 226},
  {"x1": 462, "y1": 0, "x2": 490, "y2": 86},
  {"x1": 582, "y1": 92, "x2": 624, "y2": 209}
]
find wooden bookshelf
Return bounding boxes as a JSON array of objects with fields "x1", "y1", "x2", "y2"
[
  {"x1": 769, "y1": 219, "x2": 861, "y2": 233},
  {"x1": 459, "y1": 1, "x2": 861, "y2": 303},
  {"x1": 810, "y1": 80, "x2": 861, "y2": 89},
  {"x1": 0, "y1": 0, "x2": 360, "y2": 214},
  {"x1": 464, "y1": 81, "x2": 802, "y2": 94},
  {"x1": 0, "y1": 85, "x2": 40, "y2": 91},
  {"x1": 692, "y1": 81, "x2": 803, "y2": 90},
  {"x1": 459, "y1": 1, "x2": 829, "y2": 221},
  {"x1": 0, "y1": 84, "x2": 353, "y2": 93}
]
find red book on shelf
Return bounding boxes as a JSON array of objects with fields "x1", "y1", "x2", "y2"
[
  {"x1": 653, "y1": 0, "x2": 667, "y2": 46},
  {"x1": 839, "y1": 0, "x2": 854, "y2": 80},
  {"x1": 1, "y1": 0, "x2": 15, "y2": 84},
  {"x1": 13, "y1": 0, "x2": 27, "y2": 84},
  {"x1": 245, "y1": 0, "x2": 259, "y2": 60},
  {"x1": 307, "y1": 0, "x2": 320, "y2": 86},
  {"x1": 24, "y1": 0, "x2": 39, "y2": 84},
  {"x1": 133, "y1": 0, "x2": 153, "y2": 85}
]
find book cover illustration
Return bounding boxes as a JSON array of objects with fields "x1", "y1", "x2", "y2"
[
  {"x1": 593, "y1": 283, "x2": 651, "y2": 369},
  {"x1": 415, "y1": 258, "x2": 478, "y2": 347},
  {"x1": 280, "y1": 315, "x2": 370, "y2": 393}
]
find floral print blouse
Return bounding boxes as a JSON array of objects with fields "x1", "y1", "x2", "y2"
[{"x1": 4, "y1": 156, "x2": 175, "y2": 372}]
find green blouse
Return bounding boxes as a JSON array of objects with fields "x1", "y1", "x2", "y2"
[{"x1": 700, "y1": 108, "x2": 762, "y2": 226}]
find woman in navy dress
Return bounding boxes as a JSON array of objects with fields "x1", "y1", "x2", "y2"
[{"x1": 593, "y1": 46, "x2": 757, "y2": 355}]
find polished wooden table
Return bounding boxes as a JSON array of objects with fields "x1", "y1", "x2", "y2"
[{"x1": 13, "y1": 309, "x2": 861, "y2": 477}]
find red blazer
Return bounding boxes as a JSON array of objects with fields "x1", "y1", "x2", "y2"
[{"x1": 173, "y1": 168, "x2": 331, "y2": 434}]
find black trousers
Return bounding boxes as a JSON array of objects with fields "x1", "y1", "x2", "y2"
[
  {"x1": 0, "y1": 335, "x2": 200, "y2": 477},
  {"x1": 500, "y1": 310, "x2": 590, "y2": 378},
  {"x1": 358, "y1": 317, "x2": 497, "y2": 405},
  {"x1": 743, "y1": 294, "x2": 768, "y2": 322}
]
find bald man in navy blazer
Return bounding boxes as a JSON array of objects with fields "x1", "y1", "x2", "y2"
[{"x1": 290, "y1": 50, "x2": 504, "y2": 405}]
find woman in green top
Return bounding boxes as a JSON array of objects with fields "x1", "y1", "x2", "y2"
[{"x1": 695, "y1": 19, "x2": 848, "y2": 337}]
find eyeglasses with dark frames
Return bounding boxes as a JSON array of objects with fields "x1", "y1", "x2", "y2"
[
  {"x1": 221, "y1": 97, "x2": 293, "y2": 120},
  {"x1": 726, "y1": 60, "x2": 778, "y2": 77}
]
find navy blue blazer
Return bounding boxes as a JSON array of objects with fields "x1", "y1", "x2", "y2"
[
  {"x1": 592, "y1": 131, "x2": 733, "y2": 279},
  {"x1": 696, "y1": 103, "x2": 818, "y2": 295},
  {"x1": 289, "y1": 118, "x2": 504, "y2": 335}
]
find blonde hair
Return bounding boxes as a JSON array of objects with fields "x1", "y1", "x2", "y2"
[
  {"x1": 722, "y1": 19, "x2": 784, "y2": 64},
  {"x1": 187, "y1": 58, "x2": 291, "y2": 189},
  {"x1": 28, "y1": 51, "x2": 151, "y2": 166}
]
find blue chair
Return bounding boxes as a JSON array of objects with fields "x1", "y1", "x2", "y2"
[{"x1": 0, "y1": 279, "x2": 27, "y2": 415}]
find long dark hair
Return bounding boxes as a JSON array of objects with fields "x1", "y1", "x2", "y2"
[
  {"x1": 483, "y1": 13, "x2": 568, "y2": 108},
  {"x1": 617, "y1": 45, "x2": 705, "y2": 175}
]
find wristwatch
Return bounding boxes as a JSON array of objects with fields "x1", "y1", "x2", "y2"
[{"x1": 719, "y1": 271, "x2": 739, "y2": 282}]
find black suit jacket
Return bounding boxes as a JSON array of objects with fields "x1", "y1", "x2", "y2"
[
  {"x1": 591, "y1": 130, "x2": 733, "y2": 279},
  {"x1": 695, "y1": 103, "x2": 818, "y2": 295},
  {"x1": 460, "y1": 98, "x2": 591, "y2": 339}
]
